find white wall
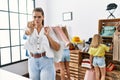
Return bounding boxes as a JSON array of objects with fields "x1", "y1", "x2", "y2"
[{"x1": 35, "y1": 0, "x2": 120, "y2": 40}]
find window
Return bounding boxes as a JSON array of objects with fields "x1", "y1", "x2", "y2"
[{"x1": 0, "y1": 0, "x2": 34, "y2": 66}]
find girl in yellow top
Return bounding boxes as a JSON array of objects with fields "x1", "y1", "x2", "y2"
[{"x1": 88, "y1": 34, "x2": 109, "y2": 80}]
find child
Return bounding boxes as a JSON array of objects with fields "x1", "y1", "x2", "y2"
[{"x1": 88, "y1": 34, "x2": 110, "y2": 80}]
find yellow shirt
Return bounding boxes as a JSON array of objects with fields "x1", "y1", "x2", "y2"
[{"x1": 88, "y1": 44, "x2": 109, "y2": 57}]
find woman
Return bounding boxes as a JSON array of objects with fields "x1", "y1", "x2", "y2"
[
  {"x1": 52, "y1": 26, "x2": 71, "y2": 80},
  {"x1": 24, "y1": 7, "x2": 60, "y2": 80},
  {"x1": 59, "y1": 47, "x2": 71, "y2": 80}
]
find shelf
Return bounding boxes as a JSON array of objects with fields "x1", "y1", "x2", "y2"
[
  {"x1": 98, "y1": 18, "x2": 120, "y2": 34},
  {"x1": 102, "y1": 36, "x2": 113, "y2": 39},
  {"x1": 98, "y1": 18, "x2": 120, "y2": 65}
]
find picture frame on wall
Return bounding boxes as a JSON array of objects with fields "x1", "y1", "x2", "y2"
[{"x1": 63, "y1": 12, "x2": 73, "y2": 21}]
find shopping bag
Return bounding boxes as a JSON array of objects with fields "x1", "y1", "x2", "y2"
[
  {"x1": 84, "y1": 69, "x2": 96, "y2": 80},
  {"x1": 52, "y1": 26, "x2": 70, "y2": 46}
]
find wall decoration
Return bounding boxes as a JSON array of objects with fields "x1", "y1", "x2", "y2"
[{"x1": 63, "y1": 12, "x2": 72, "y2": 21}]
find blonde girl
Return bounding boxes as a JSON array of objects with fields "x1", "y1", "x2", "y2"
[{"x1": 88, "y1": 34, "x2": 110, "y2": 80}]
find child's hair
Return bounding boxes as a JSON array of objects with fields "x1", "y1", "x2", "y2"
[{"x1": 90, "y1": 34, "x2": 103, "y2": 48}]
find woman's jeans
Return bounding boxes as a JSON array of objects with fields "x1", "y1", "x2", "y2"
[{"x1": 28, "y1": 56, "x2": 55, "y2": 80}]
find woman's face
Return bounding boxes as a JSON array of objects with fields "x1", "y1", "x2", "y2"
[{"x1": 32, "y1": 11, "x2": 44, "y2": 27}]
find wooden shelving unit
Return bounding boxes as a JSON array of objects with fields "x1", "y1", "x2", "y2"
[
  {"x1": 69, "y1": 50, "x2": 82, "y2": 80},
  {"x1": 69, "y1": 50, "x2": 90, "y2": 80},
  {"x1": 98, "y1": 18, "x2": 120, "y2": 59},
  {"x1": 98, "y1": 18, "x2": 120, "y2": 80}
]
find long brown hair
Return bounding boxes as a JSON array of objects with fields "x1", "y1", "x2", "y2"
[
  {"x1": 33, "y1": 7, "x2": 44, "y2": 26},
  {"x1": 90, "y1": 34, "x2": 103, "y2": 48}
]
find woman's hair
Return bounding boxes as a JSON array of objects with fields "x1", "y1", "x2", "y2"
[
  {"x1": 90, "y1": 34, "x2": 103, "y2": 48},
  {"x1": 33, "y1": 7, "x2": 44, "y2": 25}
]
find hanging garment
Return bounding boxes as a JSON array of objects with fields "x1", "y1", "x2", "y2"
[{"x1": 113, "y1": 31, "x2": 120, "y2": 61}]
